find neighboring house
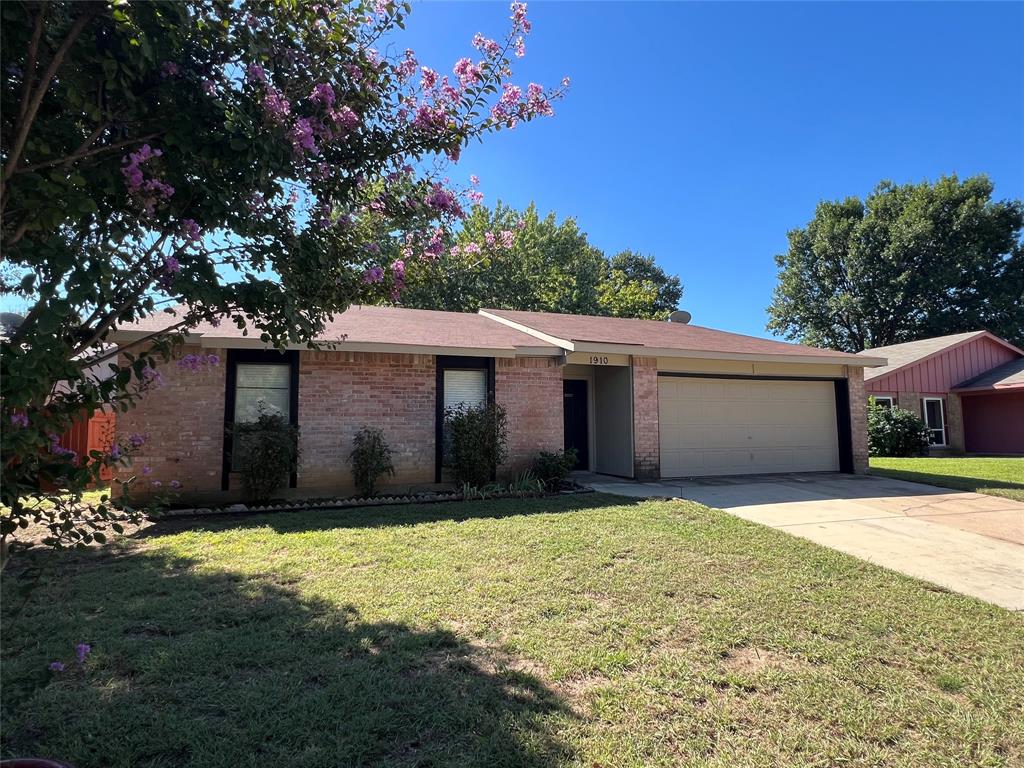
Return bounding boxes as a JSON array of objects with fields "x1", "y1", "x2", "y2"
[
  {"x1": 110, "y1": 306, "x2": 885, "y2": 500},
  {"x1": 859, "y1": 331, "x2": 1024, "y2": 454}
]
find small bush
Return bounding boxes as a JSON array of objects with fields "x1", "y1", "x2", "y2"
[
  {"x1": 868, "y1": 402, "x2": 930, "y2": 457},
  {"x1": 531, "y1": 448, "x2": 578, "y2": 490},
  {"x1": 444, "y1": 402, "x2": 508, "y2": 487},
  {"x1": 349, "y1": 426, "x2": 395, "y2": 497},
  {"x1": 231, "y1": 405, "x2": 300, "y2": 503}
]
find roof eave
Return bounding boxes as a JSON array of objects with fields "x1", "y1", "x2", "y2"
[
  {"x1": 569, "y1": 341, "x2": 884, "y2": 367},
  {"x1": 107, "y1": 329, "x2": 559, "y2": 359}
]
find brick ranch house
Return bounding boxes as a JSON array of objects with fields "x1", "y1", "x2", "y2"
[
  {"x1": 858, "y1": 331, "x2": 1024, "y2": 455},
  {"x1": 111, "y1": 306, "x2": 886, "y2": 501}
]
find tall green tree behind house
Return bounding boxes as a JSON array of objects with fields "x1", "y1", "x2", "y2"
[
  {"x1": 597, "y1": 250, "x2": 682, "y2": 319},
  {"x1": 400, "y1": 202, "x2": 683, "y2": 319},
  {"x1": 767, "y1": 175, "x2": 1024, "y2": 352}
]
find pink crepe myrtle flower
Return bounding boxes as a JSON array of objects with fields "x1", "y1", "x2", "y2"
[
  {"x1": 463, "y1": 242, "x2": 481, "y2": 255},
  {"x1": 310, "y1": 82, "x2": 336, "y2": 108},
  {"x1": 472, "y1": 33, "x2": 502, "y2": 57},
  {"x1": 420, "y1": 67, "x2": 439, "y2": 91},
  {"x1": 469, "y1": 174, "x2": 480, "y2": 186},
  {"x1": 330, "y1": 105, "x2": 359, "y2": 132},
  {"x1": 181, "y1": 219, "x2": 201, "y2": 242},
  {"x1": 484, "y1": 232, "x2": 495, "y2": 246},
  {"x1": 453, "y1": 58, "x2": 481, "y2": 88},
  {"x1": 363, "y1": 266, "x2": 384, "y2": 284},
  {"x1": 289, "y1": 118, "x2": 317, "y2": 154},
  {"x1": 514, "y1": 37, "x2": 526, "y2": 58},
  {"x1": 561, "y1": 76, "x2": 571, "y2": 87},
  {"x1": 141, "y1": 366, "x2": 164, "y2": 388},
  {"x1": 75, "y1": 643, "x2": 91, "y2": 664},
  {"x1": 396, "y1": 49, "x2": 418, "y2": 81},
  {"x1": 202, "y1": 79, "x2": 217, "y2": 96},
  {"x1": 499, "y1": 230, "x2": 515, "y2": 248},
  {"x1": 246, "y1": 63, "x2": 267, "y2": 84},
  {"x1": 425, "y1": 185, "x2": 465, "y2": 218},
  {"x1": 510, "y1": 1, "x2": 531, "y2": 34},
  {"x1": 262, "y1": 87, "x2": 291, "y2": 122}
]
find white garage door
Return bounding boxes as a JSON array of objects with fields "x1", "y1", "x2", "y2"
[{"x1": 658, "y1": 377, "x2": 840, "y2": 477}]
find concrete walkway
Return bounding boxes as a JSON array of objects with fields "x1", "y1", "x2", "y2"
[{"x1": 579, "y1": 472, "x2": 1024, "y2": 611}]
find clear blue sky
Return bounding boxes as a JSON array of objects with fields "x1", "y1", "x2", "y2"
[{"x1": 401, "y1": 1, "x2": 1024, "y2": 338}]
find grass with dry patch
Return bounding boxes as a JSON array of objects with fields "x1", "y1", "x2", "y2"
[{"x1": 2, "y1": 494, "x2": 1022, "y2": 767}]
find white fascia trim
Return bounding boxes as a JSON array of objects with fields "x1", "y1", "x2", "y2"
[
  {"x1": 477, "y1": 310, "x2": 575, "y2": 351},
  {"x1": 570, "y1": 341, "x2": 887, "y2": 368}
]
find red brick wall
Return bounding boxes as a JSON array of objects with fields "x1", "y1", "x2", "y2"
[
  {"x1": 115, "y1": 345, "x2": 226, "y2": 497},
  {"x1": 847, "y1": 366, "x2": 868, "y2": 473},
  {"x1": 631, "y1": 356, "x2": 660, "y2": 480},
  {"x1": 297, "y1": 351, "x2": 435, "y2": 492},
  {"x1": 495, "y1": 357, "x2": 563, "y2": 476}
]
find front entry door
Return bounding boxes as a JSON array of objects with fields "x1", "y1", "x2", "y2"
[{"x1": 563, "y1": 379, "x2": 589, "y2": 470}]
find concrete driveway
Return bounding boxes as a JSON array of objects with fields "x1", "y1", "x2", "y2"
[{"x1": 581, "y1": 472, "x2": 1024, "y2": 611}]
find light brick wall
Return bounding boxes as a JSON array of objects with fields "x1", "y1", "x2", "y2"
[
  {"x1": 945, "y1": 392, "x2": 965, "y2": 453},
  {"x1": 631, "y1": 356, "x2": 660, "y2": 480},
  {"x1": 495, "y1": 357, "x2": 563, "y2": 476},
  {"x1": 114, "y1": 345, "x2": 226, "y2": 497},
  {"x1": 297, "y1": 351, "x2": 436, "y2": 492},
  {"x1": 847, "y1": 367, "x2": 868, "y2": 474}
]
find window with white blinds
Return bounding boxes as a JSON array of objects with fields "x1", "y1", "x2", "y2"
[
  {"x1": 234, "y1": 363, "x2": 290, "y2": 423},
  {"x1": 443, "y1": 369, "x2": 487, "y2": 410}
]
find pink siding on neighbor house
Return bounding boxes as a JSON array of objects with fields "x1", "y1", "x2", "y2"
[
  {"x1": 866, "y1": 336, "x2": 1020, "y2": 394},
  {"x1": 961, "y1": 392, "x2": 1024, "y2": 454}
]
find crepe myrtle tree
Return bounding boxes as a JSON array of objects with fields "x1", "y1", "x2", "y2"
[{"x1": 0, "y1": 0, "x2": 566, "y2": 561}]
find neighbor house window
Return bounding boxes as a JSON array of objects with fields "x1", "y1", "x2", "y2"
[
  {"x1": 232, "y1": 363, "x2": 291, "y2": 469},
  {"x1": 922, "y1": 397, "x2": 946, "y2": 446},
  {"x1": 871, "y1": 396, "x2": 894, "y2": 409}
]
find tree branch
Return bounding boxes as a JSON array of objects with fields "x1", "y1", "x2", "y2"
[{"x1": 1, "y1": 4, "x2": 102, "y2": 201}]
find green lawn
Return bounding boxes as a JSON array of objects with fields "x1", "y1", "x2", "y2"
[
  {"x1": 2, "y1": 495, "x2": 1022, "y2": 767},
  {"x1": 870, "y1": 457, "x2": 1024, "y2": 502}
]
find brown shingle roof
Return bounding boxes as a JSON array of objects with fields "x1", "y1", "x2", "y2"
[
  {"x1": 481, "y1": 308, "x2": 876, "y2": 363},
  {"x1": 115, "y1": 305, "x2": 558, "y2": 353},
  {"x1": 953, "y1": 357, "x2": 1024, "y2": 392},
  {"x1": 857, "y1": 331, "x2": 988, "y2": 381}
]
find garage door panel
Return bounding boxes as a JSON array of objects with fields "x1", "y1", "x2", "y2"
[{"x1": 658, "y1": 377, "x2": 840, "y2": 477}]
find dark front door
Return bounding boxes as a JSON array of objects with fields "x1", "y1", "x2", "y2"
[{"x1": 563, "y1": 379, "x2": 589, "y2": 470}]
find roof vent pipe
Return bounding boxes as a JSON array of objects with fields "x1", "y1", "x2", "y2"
[{"x1": 667, "y1": 310, "x2": 691, "y2": 324}]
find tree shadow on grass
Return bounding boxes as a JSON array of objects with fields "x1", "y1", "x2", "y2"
[
  {"x1": 1, "y1": 545, "x2": 577, "y2": 768},
  {"x1": 134, "y1": 492, "x2": 638, "y2": 539}
]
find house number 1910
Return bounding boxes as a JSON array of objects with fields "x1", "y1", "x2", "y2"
[{"x1": 589, "y1": 355, "x2": 610, "y2": 365}]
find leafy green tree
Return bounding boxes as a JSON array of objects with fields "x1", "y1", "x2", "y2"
[
  {"x1": 401, "y1": 202, "x2": 605, "y2": 314},
  {"x1": 0, "y1": 0, "x2": 563, "y2": 559},
  {"x1": 597, "y1": 250, "x2": 682, "y2": 320},
  {"x1": 401, "y1": 202, "x2": 682, "y2": 318},
  {"x1": 767, "y1": 175, "x2": 1024, "y2": 352}
]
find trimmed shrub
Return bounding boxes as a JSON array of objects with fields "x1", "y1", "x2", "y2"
[
  {"x1": 230, "y1": 406, "x2": 301, "y2": 503},
  {"x1": 531, "y1": 448, "x2": 578, "y2": 490},
  {"x1": 868, "y1": 402, "x2": 930, "y2": 457},
  {"x1": 349, "y1": 426, "x2": 395, "y2": 497},
  {"x1": 444, "y1": 402, "x2": 508, "y2": 487}
]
